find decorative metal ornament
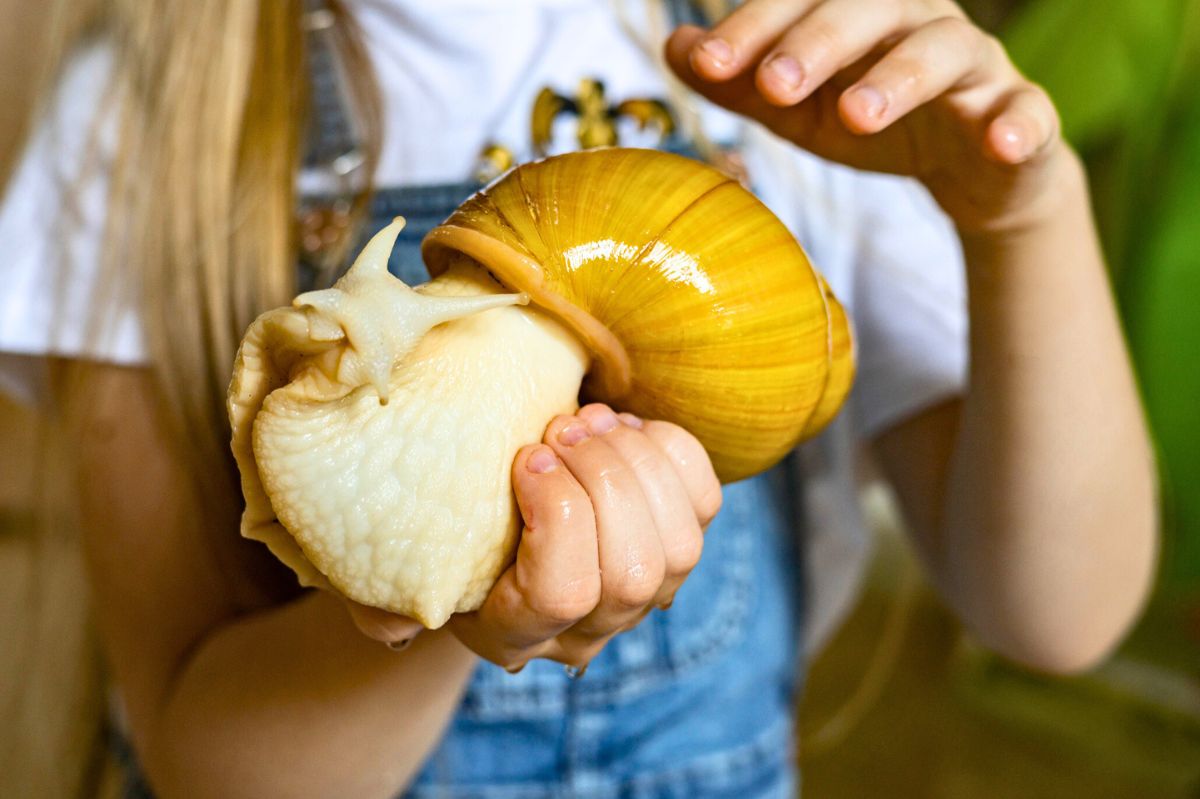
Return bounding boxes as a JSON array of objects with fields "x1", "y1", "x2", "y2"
[{"x1": 531, "y1": 78, "x2": 675, "y2": 157}]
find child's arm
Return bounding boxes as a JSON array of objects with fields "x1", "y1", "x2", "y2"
[
  {"x1": 875, "y1": 161, "x2": 1157, "y2": 673},
  {"x1": 70, "y1": 364, "x2": 475, "y2": 798},
  {"x1": 667, "y1": 0, "x2": 1157, "y2": 673},
  {"x1": 69, "y1": 365, "x2": 714, "y2": 798}
]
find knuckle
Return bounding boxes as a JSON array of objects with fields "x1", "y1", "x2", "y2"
[
  {"x1": 979, "y1": 31, "x2": 1008, "y2": 66},
  {"x1": 547, "y1": 413, "x2": 576, "y2": 431},
  {"x1": 608, "y1": 566, "x2": 662, "y2": 610},
  {"x1": 873, "y1": 0, "x2": 901, "y2": 19},
  {"x1": 804, "y1": 20, "x2": 845, "y2": 58},
  {"x1": 552, "y1": 483, "x2": 591, "y2": 515},
  {"x1": 730, "y1": 4, "x2": 773, "y2": 37},
  {"x1": 646, "y1": 420, "x2": 696, "y2": 457},
  {"x1": 495, "y1": 653, "x2": 530, "y2": 672},
  {"x1": 623, "y1": 447, "x2": 661, "y2": 478},
  {"x1": 665, "y1": 526, "x2": 704, "y2": 574},
  {"x1": 525, "y1": 487, "x2": 589, "y2": 532},
  {"x1": 929, "y1": 14, "x2": 975, "y2": 44},
  {"x1": 594, "y1": 460, "x2": 637, "y2": 495},
  {"x1": 597, "y1": 456, "x2": 634, "y2": 480},
  {"x1": 1026, "y1": 84, "x2": 1056, "y2": 116},
  {"x1": 881, "y1": 54, "x2": 927, "y2": 88},
  {"x1": 555, "y1": 642, "x2": 604, "y2": 671},
  {"x1": 697, "y1": 482, "x2": 724, "y2": 526},
  {"x1": 552, "y1": 629, "x2": 609, "y2": 662},
  {"x1": 923, "y1": 0, "x2": 965, "y2": 19},
  {"x1": 545, "y1": 413, "x2": 584, "y2": 442},
  {"x1": 578, "y1": 639, "x2": 608, "y2": 663},
  {"x1": 1023, "y1": 87, "x2": 1062, "y2": 142},
  {"x1": 525, "y1": 576, "x2": 602, "y2": 624}
]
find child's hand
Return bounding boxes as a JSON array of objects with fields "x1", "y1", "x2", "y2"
[
  {"x1": 447, "y1": 403, "x2": 721, "y2": 673},
  {"x1": 665, "y1": 0, "x2": 1067, "y2": 232},
  {"x1": 342, "y1": 404, "x2": 720, "y2": 663}
]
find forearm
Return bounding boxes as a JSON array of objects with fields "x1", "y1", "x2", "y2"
[
  {"x1": 935, "y1": 147, "x2": 1157, "y2": 671},
  {"x1": 145, "y1": 591, "x2": 476, "y2": 799}
]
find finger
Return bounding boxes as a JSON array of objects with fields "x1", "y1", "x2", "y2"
[
  {"x1": 686, "y1": 0, "x2": 818, "y2": 81},
  {"x1": 544, "y1": 413, "x2": 667, "y2": 635},
  {"x1": 755, "y1": 0, "x2": 913, "y2": 107},
  {"x1": 577, "y1": 404, "x2": 703, "y2": 609},
  {"x1": 984, "y1": 85, "x2": 1060, "y2": 165},
  {"x1": 838, "y1": 17, "x2": 1011, "y2": 134},
  {"x1": 343, "y1": 600, "x2": 423, "y2": 648},
  {"x1": 666, "y1": 26, "x2": 798, "y2": 132},
  {"x1": 450, "y1": 444, "x2": 600, "y2": 668},
  {"x1": 640, "y1": 420, "x2": 723, "y2": 530}
]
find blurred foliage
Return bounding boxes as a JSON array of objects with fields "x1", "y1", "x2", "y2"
[{"x1": 1003, "y1": 0, "x2": 1200, "y2": 596}]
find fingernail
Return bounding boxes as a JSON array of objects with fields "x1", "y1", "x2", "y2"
[
  {"x1": 764, "y1": 54, "x2": 804, "y2": 94},
  {"x1": 564, "y1": 663, "x2": 589, "y2": 680},
  {"x1": 617, "y1": 412, "x2": 644, "y2": 429},
  {"x1": 584, "y1": 407, "x2": 619, "y2": 435},
  {"x1": 995, "y1": 122, "x2": 1031, "y2": 161},
  {"x1": 527, "y1": 446, "x2": 558, "y2": 474},
  {"x1": 505, "y1": 662, "x2": 527, "y2": 674},
  {"x1": 853, "y1": 86, "x2": 886, "y2": 119},
  {"x1": 697, "y1": 37, "x2": 734, "y2": 69},
  {"x1": 387, "y1": 637, "x2": 413, "y2": 652},
  {"x1": 658, "y1": 599, "x2": 674, "y2": 611},
  {"x1": 557, "y1": 422, "x2": 591, "y2": 447}
]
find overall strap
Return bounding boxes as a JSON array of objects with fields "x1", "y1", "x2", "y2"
[{"x1": 301, "y1": 0, "x2": 364, "y2": 177}]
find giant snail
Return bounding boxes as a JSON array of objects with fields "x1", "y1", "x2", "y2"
[{"x1": 228, "y1": 148, "x2": 854, "y2": 628}]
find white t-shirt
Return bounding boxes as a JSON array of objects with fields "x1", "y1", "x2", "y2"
[{"x1": 0, "y1": 0, "x2": 968, "y2": 651}]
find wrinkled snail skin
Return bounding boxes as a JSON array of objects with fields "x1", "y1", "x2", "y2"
[
  {"x1": 231, "y1": 221, "x2": 589, "y2": 627},
  {"x1": 228, "y1": 148, "x2": 854, "y2": 627}
]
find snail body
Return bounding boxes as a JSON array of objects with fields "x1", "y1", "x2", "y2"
[{"x1": 229, "y1": 148, "x2": 854, "y2": 627}]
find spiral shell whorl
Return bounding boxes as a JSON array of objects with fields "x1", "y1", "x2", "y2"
[{"x1": 424, "y1": 148, "x2": 854, "y2": 482}]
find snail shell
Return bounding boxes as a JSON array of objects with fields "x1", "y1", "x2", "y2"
[
  {"x1": 423, "y1": 148, "x2": 854, "y2": 482},
  {"x1": 228, "y1": 148, "x2": 853, "y2": 627}
]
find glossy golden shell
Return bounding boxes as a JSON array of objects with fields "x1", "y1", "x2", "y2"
[{"x1": 423, "y1": 148, "x2": 854, "y2": 483}]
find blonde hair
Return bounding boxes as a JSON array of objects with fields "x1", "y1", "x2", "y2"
[{"x1": 2, "y1": 2, "x2": 379, "y2": 795}]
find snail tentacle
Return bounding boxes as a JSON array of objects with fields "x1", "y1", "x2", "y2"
[{"x1": 294, "y1": 219, "x2": 527, "y2": 404}]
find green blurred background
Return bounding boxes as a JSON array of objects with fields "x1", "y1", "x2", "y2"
[
  {"x1": 1000, "y1": 0, "x2": 1200, "y2": 598},
  {"x1": 798, "y1": 1, "x2": 1200, "y2": 796}
]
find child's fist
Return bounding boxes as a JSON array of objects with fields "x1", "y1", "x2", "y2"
[{"x1": 448, "y1": 404, "x2": 721, "y2": 674}]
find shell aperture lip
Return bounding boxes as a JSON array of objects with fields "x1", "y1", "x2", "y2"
[{"x1": 293, "y1": 217, "x2": 528, "y2": 404}]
